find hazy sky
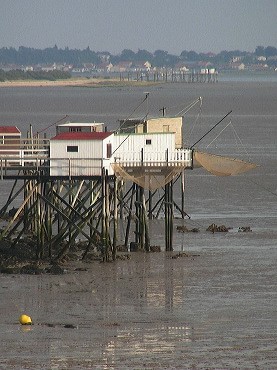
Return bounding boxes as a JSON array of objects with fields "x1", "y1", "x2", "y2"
[{"x1": 1, "y1": 0, "x2": 276, "y2": 54}]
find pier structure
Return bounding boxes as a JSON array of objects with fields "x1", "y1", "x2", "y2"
[
  {"x1": 119, "y1": 69, "x2": 218, "y2": 83},
  {"x1": 0, "y1": 119, "x2": 193, "y2": 261}
]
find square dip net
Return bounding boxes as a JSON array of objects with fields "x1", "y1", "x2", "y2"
[
  {"x1": 112, "y1": 164, "x2": 185, "y2": 191},
  {"x1": 193, "y1": 151, "x2": 257, "y2": 176}
]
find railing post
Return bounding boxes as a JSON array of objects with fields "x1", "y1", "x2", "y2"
[{"x1": 68, "y1": 158, "x2": 71, "y2": 180}]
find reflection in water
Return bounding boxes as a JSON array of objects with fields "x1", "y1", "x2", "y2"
[
  {"x1": 48, "y1": 323, "x2": 194, "y2": 369},
  {"x1": 1, "y1": 82, "x2": 277, "y2": 368},
  {"x1": 1, "y1": 238, "x2": 277, "y2": 368}
]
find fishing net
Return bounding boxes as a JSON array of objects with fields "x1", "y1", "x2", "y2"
[
  {"x1": 193, "y1": 151, "x2": 257, "y2": 176},
  {"x1": 112, "y1": 164, "x2": 185, "y2": 191}
]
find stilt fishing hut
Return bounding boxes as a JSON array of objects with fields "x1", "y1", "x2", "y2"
[{"x1": 0, "y1": 111, "x2": 257, "y2": 262}]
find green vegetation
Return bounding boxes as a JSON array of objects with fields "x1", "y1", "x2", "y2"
[
  {"x1": 0, "y1": 69, "x2": 71, "y2": 82},
  {"x1": 0, "y1": 45, "x2": 276, "y2": 69}
]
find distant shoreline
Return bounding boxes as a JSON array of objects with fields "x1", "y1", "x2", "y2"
[
  {"x1": 0, "y1": 77, "x2": 157, "y2": 88},
  {"x1": 1, "y1": 72, "x2": 276, "y2": 88}
]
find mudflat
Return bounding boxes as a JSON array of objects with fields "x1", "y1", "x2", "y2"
[
  {"x1": 0, "y1": 245, "x2": 276, "y2": 369},
  {"x1": 0, "y1": 80, "x2": 276, "y2": 368},
  {"x1": 0, "y1": 77, "x2": 151, "y2": 88}
]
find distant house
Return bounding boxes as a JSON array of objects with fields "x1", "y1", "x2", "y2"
[
  {"x1": 231, "y1": 56, "x2": 242, "y2": 63},
  {"x1": 40, "y1": 64, "x2": 57, "y2": 72},
  {"x1": 174, "y1": 62, "x2": 189, "y2": 72},
  {"x1": 198, "y1": 61, "x2": 212, "y2": 68},
  {"x1": 97, "y1": 62, "x2": 113, "y2": 72},
  {"x1": 132, "y1": 61, "x2": 152, "y2": 71},
  {"x1": 257, "y1": 56, "x2": 267, "y2": 62},
  {"x1": 110, "y1": 61, "x2": 132, "y2": 73},
  {"x1": 24, "y1": 66, "x2": 34, "y2": 72},
  {"x1": 229, "y1": 62, "x2": 245, "y2": 70}
]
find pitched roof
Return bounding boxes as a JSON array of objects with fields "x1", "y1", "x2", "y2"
[
  {"x1": 0, "y1": 126, "x2": 21, "y2": 134},
  {"x1": 51, "y1": 131, "x2": 113, "y2": 141}
]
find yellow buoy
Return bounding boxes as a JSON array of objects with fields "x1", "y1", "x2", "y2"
[{"x1": 19, "y1": 314, "x2": 32, "y2": 325}]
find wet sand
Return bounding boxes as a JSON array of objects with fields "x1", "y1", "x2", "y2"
[
  {"x1": 0, "y1": 78, "x2": 152, "y2": 88},
  {"x1": 0, "y1": 242, "x2": 276, "y2": 369}
]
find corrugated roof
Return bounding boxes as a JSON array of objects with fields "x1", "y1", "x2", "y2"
[
  {"x1": 51, "y1": 131, "x2": 113, "y2": 141},
  {"x1": 0, "y1": 126, "x2": 21, "y2": 134}
]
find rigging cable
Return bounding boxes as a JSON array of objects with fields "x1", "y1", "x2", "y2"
[
  {"x1": 190, "y1": 110, "x2": 232, "y2": 149},
  {"x1": 112, "y1": 93, "x2": 150, "y2": 156},
  {"x1": 174, "y1": 96, "x2": 202, "y2": 117},
  {"x1": 206, "y1": 121, "x2": 232, "y2": 148},
  {"x1": 115, "y1": 93, "x2": 149, "y2": 134},
  {"x1": 35, "y1": 115, "x2": 69, "y2": 137}
]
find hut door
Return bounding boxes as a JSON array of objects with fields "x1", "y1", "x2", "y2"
[{"x1": 106, "y1": 143, "x2": 112, "y2": 158}]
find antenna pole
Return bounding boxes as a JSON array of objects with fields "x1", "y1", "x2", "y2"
[
  {"x1": 190, "y1": 110, "x2": 232, "y2": 149},
  {"x1": 144, "y1": 92, "x2": 149, "y2": 119},
  {"x1": 159, "y1": 106, "x2": 166, "y2": 117}
]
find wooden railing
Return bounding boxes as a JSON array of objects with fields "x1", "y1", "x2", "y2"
[
  {"x1": 0, "y1": 144, "x2": 192, "y2": 179},
  {"x1": 114, "y1": 148, "x2": 192, "y2": 167}
]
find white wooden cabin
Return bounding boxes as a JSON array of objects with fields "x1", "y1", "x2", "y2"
[
  {"x1": 49, "y1": 128, "x2": 192, "y2": 178},
  {"x1": 50, "y1": 131, "x2": 114, "y2": 177},
  {"x1": 113, "y1": 132, "x2": 192, "y2": 167},
  {"x1": 56, "y1": 122, "x2": 105, "y2": 135},
  {"x1": 119, "y1": 116, "x2": 183, "y2": 148}
]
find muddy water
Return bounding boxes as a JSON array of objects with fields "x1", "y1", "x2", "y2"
[
  {"x1": 0, "y1": 247, "x2": 276, "y2": 369},
  {"x1": 0, "y1": 80, "x2": 277, "y2": 369}
]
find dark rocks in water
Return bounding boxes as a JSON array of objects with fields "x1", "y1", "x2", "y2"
[
  {"x1": 206, "y1": 223, "x2": 229, "y2": 233},
  {"x1": 63, "y1": 324, "x2": 77, "y2": 329},
  {"x1": 0, "y1": 266, "x2": 19, "y2": 274},
  {"x1": 176, "y1": 225, "x2": 189, "y2": 232},
  {"x1": 176, "y1": 225, "x2": 199, "y2": 233},
  {"x1": 117, "y1": 245, "x2": 128, "y2": 252},
  {"x1": 0, "y1": 260, "x2": 44, "y2": 275},
  {"x1": 43, "y1": 323, "x2": 77, "y2": 329},
  {"x1": 20, "y1": 264, "x2": 44, "y2": 275},
  {"x1": 150, "y1": 245, "x2": 161, "y2": 252},
  {"x1": 45, "y1": 264, "x2": 65, "y2": 275},
  {"x1": 116, "y1": 253, "x2": 130, "y2": 260},
  {"x1": 74, "y1": 267, "x2": 88, "y2": 272},
  {"x1": 171, "y1": 252, "x2": 200, "y2": 259},
  {"x1": 238, "y1": 226, "x2": 252, "y2": 232},
  {"x1": 82, "y1": 251, "x2": 102, "y2": 261}
]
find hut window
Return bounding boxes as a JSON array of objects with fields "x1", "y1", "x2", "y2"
[
  {"x1": 69, "y1": 127, "x2": 81, "y2": 132},
  {"x1": 146, "y1": 139, "x2": 152, "y2": 145},
  {"x1": 67, "y1": 145, "x2": 78, "y2": 152}
]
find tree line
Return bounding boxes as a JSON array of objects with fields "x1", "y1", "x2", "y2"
[
  {"x1": 0, "y1": 69, "x2": 71, "y2": 82},
  {"x1": 0, "y1": 45, "x2": 276, "y2": 68}
]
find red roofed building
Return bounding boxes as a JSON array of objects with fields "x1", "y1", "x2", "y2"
[
  {"x1": 50, "y1": 131, "x2": 114, "y2": 177},
  {"x1": 0, "y1": 126, "x2": 21, "y2": 156},
  {"x1": 51, "y1": 131, "x2": 112, "y2": 141}
]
